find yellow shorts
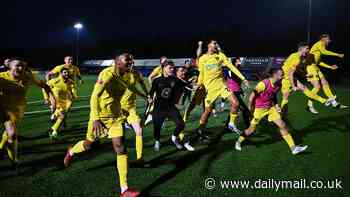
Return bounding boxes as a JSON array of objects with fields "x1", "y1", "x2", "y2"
[
  {"x1": 191, "y1": 87, "x2": 206, "y2": 105},
  {"x1": 86, "y1": 117, "x2": 124, "y2": 141},
  {"x1": 205, "y1": 87, "x2": 232, "y2": 107},
  {"x1": 121, "y1": 105, "x2": 141, "y2": 124},
  {"x1": 251, "y1": 106, "x2": 281, "y2": 125},
  {"x1": 306, "y1": 65, "x2": 325, "y2": 82},
  {"x1": 281, "y1": 78, "x2": 292, "y2": 95}
]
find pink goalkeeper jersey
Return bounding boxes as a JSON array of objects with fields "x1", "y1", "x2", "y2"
[
  {"x1": 227, "y1": 78, "x2": 241, "y2": 92},
  {"x1": 255, "y1": 79, "x2": 281, "y2": 108},
  {"x1": 226, "y1": 70, "x2": 242, "y2": 93}
]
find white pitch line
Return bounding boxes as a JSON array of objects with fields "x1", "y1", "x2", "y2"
[
  {"x1": 24, "y1": 105, "x2": 90, "y2": 115},
  {"x1": 27, "y1": 95, "x2": 91, "y2": 104}
]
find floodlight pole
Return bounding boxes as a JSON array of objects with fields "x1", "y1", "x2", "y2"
[
  {"x1": 307, "y1": 0, "x2": 312, "y2": 44},
  {"x1": 76, "y1": 28, "x2": 80, "y2": 65},
  {"x1": 74, "y1": 23, "x2": 83, "y2": 66}
]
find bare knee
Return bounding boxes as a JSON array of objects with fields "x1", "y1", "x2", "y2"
[
  {"x1": 83, "y1": 140, "x2": 93, "y2": 150},
  {"x1": 59, "y1": 113, "x2": 65, "y2": 119},
  {"x1": 7, "y1": 132, "x2": 16, "y2": 143},
  {"x1": 132, "y1": 122, "x2": 142, "y2": 136},
  {"x1": 135, "y1": 130, "x2": 142, "y2": 136},
  {"x1": 276, "y1": 121, "x2": 289, "y2": 135},
  {"x1": 283, "y1": 93, "x2": 289, "y2": 100},
  {"x1": 229, "y1": 99, "x2": 239, "y2": 114},
  {"x1": 202, "y1": 107, "x2": 212, "y2": 116},
  {"x1": 311, "y1": 81, "x2": 321, "y2": 90},
  {"x1": 297, "y1": 82, "x2": 306, "y2": 91},
  {"x1": 112, "y1": 138, "x2": 126, "y2": 154},
  {"x1": 5, "y1": 124, "x2": 16, "y2": 142},
  {"x1": 320, "y1": 78, "x2": 328, "y2": 86},
  {"x1": 230, "y1": 97, "x2": 239, "y2": 108}
]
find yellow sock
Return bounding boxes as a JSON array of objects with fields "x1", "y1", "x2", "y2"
[
  {"x1": 179, "y1": 131, "x2": 185, "y2": 142},
  {"x1": 281, "y1": 99, "x2": 288, "y2": 110},
  {"x1": 282, "y1": 134, "x2": 295, "y2": 149},
  {"x1": 51, "y1": 117, "x2": 64, "y2": 132},
  {"x1": 0, "y1": 131, "x2": 8, "y2": 149},
  {"x1": 135, "y1": 136, "x2": 143, "y2": 160},
  {"x1": 6, "y1": 139, "x2": 18, "y2": 162},
  {"x1": 311, "y1": 86, "x2": 319, "y2": 94},
  {"x1": 229, "y1": 113, "x2": 238, "y2": 124},
  {"x1": 308, "y1": 87, "x2": 320, "y2": 106},
  {"x1": 71, "y1": 140, "x2": 86, "y2": 154},
  {"x1": 322, "y1": 84, "x2": 335, "y2": 99},
  {"x1": 238, "y1": 136, "x2": 246, "y2": 143},
  {"x1": 307, "y1": 100, "x2": 313, "y2": 106},
  {"x1": 117, "y1": 154, "x2": 128, "y2": 189},
  {"x1": 303, "y1": 89, "x2": 326, "y2": 104},
  {"x1": 183, "y1": 110, "x2": 188, "y2": 122}
]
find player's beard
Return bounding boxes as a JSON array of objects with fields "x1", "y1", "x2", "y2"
[{"x1": 12, "y1": 69, "x2": 23, "y2": 78}]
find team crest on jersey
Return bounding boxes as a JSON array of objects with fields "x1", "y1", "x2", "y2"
[
  {"x1": 215, "y1": 56, "x2": 220, "y2": 61},
  {"x1": 18, "y1": 81, "x2": 25, "y2": 88}
]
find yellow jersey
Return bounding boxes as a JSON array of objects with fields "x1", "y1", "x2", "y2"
[
  {"x1": 47, "y1": 76, "x2": 74, "y2": 107},
  {"x1": 282, "y1": 52, "x2": 301, "y2": 79},
  {"x1": 0, "y1": 70, "x2": 39, "y2": 118},
  {"x1": 149, "y1": 65, "x2": 162, "y2": 79},
  {"x1": 90, "y1": 66, "x2": 128, "y2": 121},
  {"x1": 310, "y1": 41, "x2": 341, "y2": 63},
  {"x1": 120, "y1": 69, "x2": 147, "y2": 107},
  {"x1": 197, "y1": 52, "x2": 245, "y2": 90},
  {"x1": 51, "y1": 64, "x2": 81, "y2": 82}
]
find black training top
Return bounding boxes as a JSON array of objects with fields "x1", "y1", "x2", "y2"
[{"x1": 149, "y1": 75, "x2": 188, "y2": 109}]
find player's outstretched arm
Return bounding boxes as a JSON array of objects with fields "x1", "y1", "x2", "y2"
[
  {"x1": 90, "y1": 72, "x2": 111, "y2": 121},
  {"x1": 148, "y1": 78, "x2": 157, "y2": 98},
  {"x1": 196, "y1": 59, "x2": 204, "y2": 87},
  {"x1": 319, "y1": 62, "x2": 338, "y2": 70},
  {"x1": 33, "y1": 73, "x2": 56, "y2": 111},
  {"x1": 319, "y1": 43, "x2": 343, "y2": 58},
  {"x1": 69, "y1": 80, "x2": 77, "y2": 100},
  {"x1": 196, "y1": 41, "x2": 203, "y2": 58},
  {"x1": 45, "y1": 71, "x2": 53, "y2": 81},
  {"x1": 223, "y1": 54, "x2": 249, "y2": 87},
  {"x1": 76, "y1": 66, "x2": 83, "y2": 84},
  {"x1": 288, "y1": 68, "x2": 298, "y2": 91},
  {"x1": 45, "y1": 66, "x2": 60, "y2": 81},
  {"x1": 248, "y1": 91, "x2": 256, "y2": 111},
  {"x1": 148, "y1": 67, "x2": 161, "y2": 84}
]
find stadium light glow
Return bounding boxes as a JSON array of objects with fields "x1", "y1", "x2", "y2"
[
  {"x1": 74, "y1": 23, "x2": 83, "y2": 29},
  {"x1": 74, "y1": 23, "x2": 83, "y2": 65}
]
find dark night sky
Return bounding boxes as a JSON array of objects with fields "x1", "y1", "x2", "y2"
[{"x1": 0, "y1": 0, "x2": 349, "y2": 66}]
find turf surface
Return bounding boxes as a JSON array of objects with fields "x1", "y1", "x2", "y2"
[{"x1": 0, "y1": 74, "x2": 349, "y2": 197}]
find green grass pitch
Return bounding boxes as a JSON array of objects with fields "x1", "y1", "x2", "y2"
[{"x1": 0, "y1": 74, "x2": 349, "y2": 197}]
